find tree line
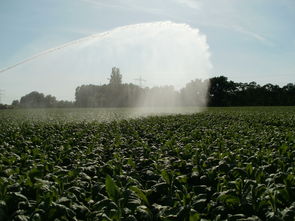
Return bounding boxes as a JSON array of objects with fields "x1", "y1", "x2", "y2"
[
  {"x1": 2, "y1": 67, "x2": 295, "y2": 109},
  {"x1": 208, "y1": 76, "x2": 295, "y2": 106},
  {"x1": 75, "y1": 73, "x2": 295, "y2": 107},
  {"x1": 8, "y1": 92, "x2": 74, "y2": 109},
  {"x1": 75, "y1": 67, "x2": 207, "y2": 107}
]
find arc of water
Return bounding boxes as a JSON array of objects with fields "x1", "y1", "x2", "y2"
[
  {"x1": 0, "y1": 33, "x2": 106, "y2": 74},
  {"x1": 0, "y1": 21, "x2": 180, "y2": 74}
]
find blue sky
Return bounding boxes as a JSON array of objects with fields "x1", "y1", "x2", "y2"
[{"x1": 0, "y1": 0, "x2": 294, "y2": 103}]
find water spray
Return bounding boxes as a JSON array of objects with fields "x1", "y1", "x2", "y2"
[{"x1": 1, "y1": 21, "x2": 212, "y2": 110}]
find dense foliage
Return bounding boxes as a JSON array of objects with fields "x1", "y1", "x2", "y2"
[
  {"x1": 75, "y1": 71, "x2": 207, "y2": 108},
  {"x1": 10, "y1": 67, "x2": 207, "y2": 108},
  {"x1": 208, "y1": 77, "x2": 295, "y2": 106},
  {"x1": 0, "y1": 107, "x2": 294, "y2": 220},
  {"x1": 11, "y1": 92, "x2": 75, "y2": 109},
  {"x1": 8, "y1": 68, "x2": 295, "y2": 108},
  {"x1": 76, "y1": 75, "x2": 295, "y2": 107}
]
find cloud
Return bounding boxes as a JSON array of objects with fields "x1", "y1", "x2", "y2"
[
  {"x1": 232, "y1": 25, "x2": 274, "y2": 46},
  {"x1": 177, "y1": 0, "x2": 275, "y2": 46},
  {"x1": 194, "y1": 20, "x2": 274, "y2": 46}
]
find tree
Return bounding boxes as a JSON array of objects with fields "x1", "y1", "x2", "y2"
[
  {"x1": 11, "y1": 100, "x2": 20, "y2": 107},
  {"x1": 180, "y1": 79, "x2": 208, "y2": 106},
  {"x1": 0, "y1": 104, "x2": 8, "y2": 109},
  {"x1": 282, "y1": 83, "x2": 295, "y2": 105},
  {"x1": 109, "y1": 67, "x2": 122, "y2": 85},
  {"x1": 44, "y1": 95, "x2": 57, "y2": 107},
  {"x1": 18, "y1": 91, "x2": 66, "y2": 108},
  {"x1": 20, "y1": 91, "x2": 46, "y2": 108},
  {"x1": 208, "y1": 76, "x2": 236, "y2": 106}
]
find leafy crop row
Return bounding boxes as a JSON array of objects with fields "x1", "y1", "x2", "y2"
[{"x1": 0, "y1": 108, "x2": 295, "y2": 220}]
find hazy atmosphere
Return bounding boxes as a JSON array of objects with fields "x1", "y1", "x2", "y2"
[
  {"x1": 1, "y1": 0, "x2": 295, "y2": 104},
  {"x1": 0, "y1": 21, "x2": 211, "y2": 104}
]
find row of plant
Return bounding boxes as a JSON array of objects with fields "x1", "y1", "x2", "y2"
[{"x1": 0, "y1": 108, "x2": 295, "y2": 220}]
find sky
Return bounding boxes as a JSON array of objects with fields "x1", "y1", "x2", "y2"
[{"x1": 0, "y1": 0, "x2": 294, "y2": 103}]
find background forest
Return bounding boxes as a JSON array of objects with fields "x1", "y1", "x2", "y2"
[{"x1": 3, "y1": 67, "x2": 295, "y2": 109}]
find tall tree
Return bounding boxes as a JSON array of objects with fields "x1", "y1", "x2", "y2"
[
  {"x1": 20, "y1": 91, "x2": 46, "y2": 108},
  {"x1": 209, "y1": 76, "x2": 236, "y2": 106},
  {"x1": 109, "y1": 67, "x2": 122, "y2": 85}
]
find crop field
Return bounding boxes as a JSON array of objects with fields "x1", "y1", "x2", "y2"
[{"x1": 0, "y1": 107, "x2": 295, "y2": 220}]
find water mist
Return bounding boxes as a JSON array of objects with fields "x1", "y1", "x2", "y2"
[{"x1": 0, "y1": 21, "x2": 212, "y2": 114}]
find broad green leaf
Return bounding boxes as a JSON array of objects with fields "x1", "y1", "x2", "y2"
[
  {"x1": 129, "y1": 186, "x2": 149, "y2": 206},
  {"x1": 105, "y1": 175, "x2": 120, "y2": 202}
]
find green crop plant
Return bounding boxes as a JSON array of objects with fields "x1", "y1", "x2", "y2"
[{"x1": 0, "y1": 107, "x2": 295, "y2": 220}]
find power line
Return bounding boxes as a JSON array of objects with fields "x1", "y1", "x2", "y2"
[{"x1": 134, "y1": 76, "x2": 146, "y2": 87}]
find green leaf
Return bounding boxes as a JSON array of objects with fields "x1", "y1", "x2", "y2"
[
  {"x1": 217, "y1": 191, "x2": 240, "y2": 207},
  {"x1": 161, "y1": 170, "x2": 171, "y2": 185},
  {"x1": 129, "y1": 186, "x2": 149, "y2": 206},
  {"x1": 105, "y1": 175, "x2": 120, "y2": 202},
  {"x1": 127, "y1": 158, "x2": 136, "y2": 169},
  {"x1": 189, "y1": 212, "x2": 200, "y2": 221},
  {"x1": 176, "y1": 175, "x2": 188, "y2": 184}
]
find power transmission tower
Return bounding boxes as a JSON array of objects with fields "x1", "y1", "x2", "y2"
[{"x1": 134, "y1": 76, "x2": 146, "y2": 87}]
